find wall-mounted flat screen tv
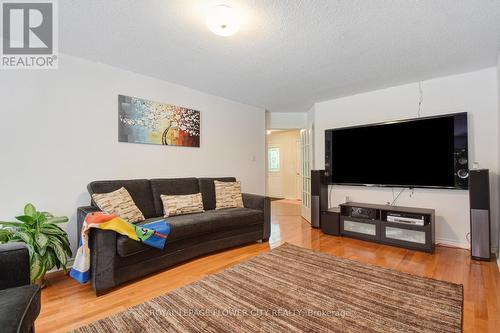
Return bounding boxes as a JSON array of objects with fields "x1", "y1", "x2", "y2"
[{"x1": 325, "y1": 112, "x2": 469, "y2": 189}]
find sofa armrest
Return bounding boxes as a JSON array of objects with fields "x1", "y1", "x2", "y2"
[
  {"x1": 77, "y1": 206, "x2": 102, "y2": 234},
  {"x1": 242, "y1": 193, "x2": 271, "y2": 241},
  {"x1": 0, "y1": 242, "x2": 31, "y2": 290},
  {"x1": 90, "y1": 229, "x2": 117, "y2": 293},
  {"x1": 76, "y1": 206, "x2": 117, "y2": 293}
]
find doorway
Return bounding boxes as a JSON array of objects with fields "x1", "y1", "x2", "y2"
[{"x1": 266, "y1": 130, "x2": 302, "y2": 201}]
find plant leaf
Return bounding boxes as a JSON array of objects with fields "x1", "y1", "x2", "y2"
[
  {"x1": 30, "y1": 253, "x2": 45, "y2": 282},
  {"x1": 56, "y1": 232, "x2": 70, "y2": 245},
  {"x1": 25, "y1": 242, "x2": 35, "y2": 256},
  {"x1": 39, "y1": 226, "x2": 65, "y2": 235},
  {"x1": 47, "y1": 235, "x2": 63, "y2": 249},
  {"x1": 35, "y1": 233, "x2": 49, "y2": 253},
  {"x1": 38, "y1": 245, "x2": 47, "y2": 256},
  {"x1": 0, "y1": 221, "x2": 22, "y2": 227},
  {"x1": 24, "y1": 204, "x2": 36, "y2": 218},
  {"x1": 42, "y1": 223, "x2": 65, "y2": 231},
  {"x1": 35, "y1": 212, "x2": 47, "y2": 224},
  {"x1": 51, "y1": 235, "x2": 72, "y2": 258},
  {"x1": 15, "y1": 215, "x2": 34, "y2": 224},
  {"x1": 61, "y1": 239, "x2": 72, "y2": 257},
  {"x1": 35, "y1": 233, "x2": 49, "y2": 247},
  {"x1": 41, "y1": 212, "x2": 54, "y2": 219},
  {"x1": 55, "y1": 232, "x2": 71, "y2": 247},
  {"x1": 45, "y1": 249, "x2": 56, "y2": 271},
  {"x1": 44, "y1": 216, "x2": 69, "y2": 224},
  {"x1": 51, "y1": 240, "x2": 68, "y2": 266},
  {"x1": 15, "y1": 230, "x2": 33, "y2": 244},
  {"x1": 0, "y1": 228, "x2": 12, "y2": 243}
]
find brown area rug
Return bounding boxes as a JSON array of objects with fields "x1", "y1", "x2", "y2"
[{"x1": 72, "y1": 243, "x2": 463, "y2": 333}]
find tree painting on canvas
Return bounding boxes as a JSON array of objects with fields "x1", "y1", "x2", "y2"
[{"x1": 118, "y1": 95, "x2": 200, "y2": 147}]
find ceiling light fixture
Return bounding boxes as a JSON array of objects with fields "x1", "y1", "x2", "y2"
[{"x1": 206, "y1": 5, "x2": 240, "y2": 37}]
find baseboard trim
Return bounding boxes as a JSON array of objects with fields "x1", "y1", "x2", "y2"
[
  {"x1": 435, "y1": 239, "x2": 500, "y2": 264},
  {"x1": 435, "y1": 238, "x2": 469, "y2": 250}
]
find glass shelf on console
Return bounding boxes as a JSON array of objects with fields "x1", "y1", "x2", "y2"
[
  {"x1": 343, "y1": 219, "x2": 377, "y2": 236},
  {"x1": 384, "y1": 226, "x2": 426, "y2": 244}
]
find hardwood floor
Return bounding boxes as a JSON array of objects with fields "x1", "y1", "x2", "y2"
[{"x1": 38, "y1": 200, "x2": 500, "y2": 332}]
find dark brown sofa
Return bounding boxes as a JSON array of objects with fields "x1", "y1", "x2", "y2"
[{"x1": 76, "y1": 177, "x2": 270, "y2": 295}]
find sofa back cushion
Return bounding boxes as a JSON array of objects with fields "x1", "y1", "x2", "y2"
[
  {"x1": 150, "y1": 178, "x2": 200, "y2": 216},
  {"x1": 198, "y1": 177, "x2": 236, "y2": 210},
  {"x1": 214, "y1": 180, "x2": 244, "y2": 210},
  {"x1": 92, "y1": 187, "x2": 145, "y2": 223},
  {"x1": 161, "y1": 193, "x2": 204, "y2": 217},
  {"x1": 87, "y1": 179, "x2": 156, "y2": 219}
]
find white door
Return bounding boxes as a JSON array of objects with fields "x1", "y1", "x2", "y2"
[
  {"x1": 296, "y1": 138, "x2": 302, "y2": 200},
  {"x1": 300, "y1": 128, "x2": 312, "y2": 222}
]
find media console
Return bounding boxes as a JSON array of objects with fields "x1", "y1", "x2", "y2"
[{"x1": 339, "y1": 202, "x2": 435, "y2": 253}]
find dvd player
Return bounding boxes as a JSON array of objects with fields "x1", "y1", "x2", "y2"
[{"x1": 386, "y1": 212, "x2": 426, "y2": 226}]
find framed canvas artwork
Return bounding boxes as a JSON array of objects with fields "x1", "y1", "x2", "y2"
[{"x1": 118, "y1": 95, "x2": 200, "y2": 147}]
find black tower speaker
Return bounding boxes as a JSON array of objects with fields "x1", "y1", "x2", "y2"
[
  {"x1": 311, "y1": 170, "x2": 328, "y2": 228},
  {"x1": 469, "y1": 169, "x2": 491, "y2": 261}
]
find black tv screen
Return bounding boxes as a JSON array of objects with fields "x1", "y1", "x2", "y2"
[{"x1": 325, "y1": 113, "x2": 468, "y2": 189}]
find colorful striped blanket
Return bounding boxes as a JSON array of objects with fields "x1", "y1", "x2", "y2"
[{"x1": 70, "y1": 212, "x2": 170, "y2": 284}]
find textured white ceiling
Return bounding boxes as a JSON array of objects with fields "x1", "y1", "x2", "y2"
[{"x1": 60, "y1": 0, "x2": 500, "y2": 112}]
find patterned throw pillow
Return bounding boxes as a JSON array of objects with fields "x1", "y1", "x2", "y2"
[
  {"x1": 161, "y1": 193, "x2": 204, "y2": 217},
  {"x1": 92, "y1": 187, "x2": 145, "y2": 223},
  {"x1": 214, "y1": 181, "x2": 244, "y2": 210}
]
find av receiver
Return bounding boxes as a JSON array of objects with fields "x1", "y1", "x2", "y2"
[
  {"x1": 386, "y1": 212, "x2": 427, "y2": 226},
  {"x1": 350, "y1": 207, "x2": 377, "y2": 220}
]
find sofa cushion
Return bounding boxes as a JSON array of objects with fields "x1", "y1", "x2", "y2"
[
  {"x1": 161, "y1": 193, "x2": 204, "y2": 217},
  {"x1": 215, "y1": 180, "x2": 244, "y2": 210},
  {"x1": 151, "y1": 178, "x2": 200, "y2": 216},
  {"x1": 0, "y1": 285, "x2": 41, "y2": 333},
  {"x1": 116, "y1": 208, "x2": 263, "y2": 257},
  {"x1": 92, "y1": 187, "x2": 145, "y2": 223},
  {"x1": 115, "y1": 224, "x2": 264, "y2": 270},
  {"x1": 88, "y1": 179, "x2": 156, "y2": 219},
  {"x1": 198, "y1": 177, "x2": 236, "y2": 210}
]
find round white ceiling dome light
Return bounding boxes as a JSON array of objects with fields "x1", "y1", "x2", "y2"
[{"x1": 206, "y1": 5, "x2": 240, "y2": 37}]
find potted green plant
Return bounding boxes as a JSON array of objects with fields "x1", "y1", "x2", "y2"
[{"x1": 0, "y1": 203, "x2": 72, "y2": 287}]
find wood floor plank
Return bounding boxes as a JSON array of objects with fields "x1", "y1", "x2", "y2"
[{"x1": 36, "y1": 200, "x2": 500, "y2": 332}]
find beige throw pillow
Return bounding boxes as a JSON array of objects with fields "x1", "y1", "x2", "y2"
[
  {"x1": 215, "y1": 181, "x2": 244, "y2": 210},
  {"x1": 161, "y1": 193, "x2": 204, "y2": 217},
  {"x1": 92, "y1": 187, "x2": 145, "y2": 223}
]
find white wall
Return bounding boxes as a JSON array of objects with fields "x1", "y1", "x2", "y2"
[
  {"x1": 0, "y1": 54, "x2": 266, "y2": 254},
  {"x1": 267, "y1": 130, "x2": 300, "y2": 199},
  {"x1": 267, "y1": 112, "x2": 307, "y2": 129},
  {"x1": 313, "y1": 68, "x2": 499, "y2": 250}
]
